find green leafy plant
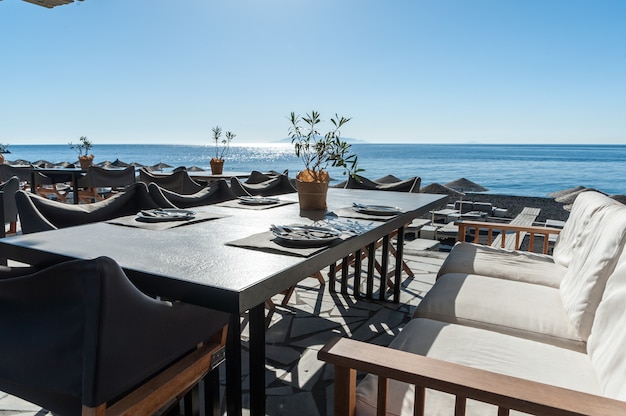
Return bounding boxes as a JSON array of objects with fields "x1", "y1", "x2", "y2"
[
  {"x1": 68, "y1": 136, "x2": 93, "y2": 157},
  {"x1": 289, "y1": 111, "x2": 361, "y2": 180},
  {"x1": 211, "y1": 126, "x2": 236, "y2": 161}
]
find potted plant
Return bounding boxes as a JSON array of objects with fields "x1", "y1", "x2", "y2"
[
  {"x1": 210, "y1": 126, "x2": 236, "y2": 175},
  {"x1": 69, "y1": 136, "x2": 94, "y2": 169},
  {"x1": 289, "y1": 111, "x2": 361, "y2": 210}
]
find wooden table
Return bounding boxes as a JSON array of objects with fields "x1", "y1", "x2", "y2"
[{"x1": 0, "y1": 189, "x2": 444, "y2": 415}]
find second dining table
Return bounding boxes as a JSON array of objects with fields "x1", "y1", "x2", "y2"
[{"x1": 0, "y1": 188, "x2": 445, "y2": 415}]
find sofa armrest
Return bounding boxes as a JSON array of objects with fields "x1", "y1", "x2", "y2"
[
  {"x1": 456, "y1": 220, "x2": 562, "y2": 253},
  {"x1": 318, "y1": 337, "x2": 626, "y2": 416}
]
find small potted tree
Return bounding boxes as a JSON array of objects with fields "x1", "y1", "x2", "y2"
[
  {"x1": 69, "y1": 136, "x2": 94, "y2": 169},
  {"x1": 210, "y1": 126, "x2": 236, "y2": 175},
  {"x1": 289, "y1": 111, "x2": 361, "y2": 210}
]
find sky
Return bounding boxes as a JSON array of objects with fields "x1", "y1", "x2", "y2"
[{"x1": 1, "y1": 0, "x2": 625, "y2": 145}]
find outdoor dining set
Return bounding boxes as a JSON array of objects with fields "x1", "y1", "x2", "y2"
[{"x1": 0, "y1": 165, "x2": 443, "y2": 415}]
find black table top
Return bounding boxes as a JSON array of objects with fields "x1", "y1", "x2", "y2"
[{"x1": 0, "y1": 189, "x2": 444, "y2": 313}]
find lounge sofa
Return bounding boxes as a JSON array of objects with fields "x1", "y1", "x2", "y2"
[{"x1": 319, "y1": 190, "x2": 626, "y2": 415}]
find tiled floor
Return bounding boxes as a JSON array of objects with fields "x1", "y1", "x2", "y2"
[{"x1": 0, "y1": 249, "x2": 447, "y2": 416}]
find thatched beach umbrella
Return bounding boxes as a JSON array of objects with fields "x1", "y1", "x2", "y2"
[
  {"x1": 128, "y1": 161, "x2": 145, "y2": 168},
  {"x1": 444, "y1": 177, "x2": 488, "y2": 193},
  {"x1": 110, "y1": 158, "x2": 130, "y2": 168},
  {"x1": 188, "y1": 166, "x2": 205, "y2": 172},
  {"x1": 375, "y1": 174, "x2": 402, "y2": 184},
  {"x1": 420, "y1": 183, "x2": 465, "y2": 197},
  {"x1": 11, "y1": 159, "x2": 31, "y2": 166},
  {"x1": 555, "y1": 188, "x2": 605, "y2": 205},
  {"x1": 547, "y1": 186, "x2": 586, "y2": 199},
  {"x1": 32, "y1": 160, "x2": 55, "y2": 168},
  {"x1": 97, "y1": 160, "x2": 113, "y2": 167},
  {"x1": 55, "y1": 161, "x2": 75, "y2": 168},
  {"x1": 150, "y1": 162, "x2": 172, "y2": 171}
]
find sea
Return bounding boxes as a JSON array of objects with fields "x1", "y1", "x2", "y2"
[{"x1": 3, "y1": 144, "x2": 625, "y2": 198}]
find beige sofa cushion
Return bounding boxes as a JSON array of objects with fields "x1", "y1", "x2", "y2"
[
  {"x1": 415, "y1": 273, "x2": 584, "y2": 350},
  {"x1": 437, "y1": 242, "x2": 565, "y2": 287},
  {"x1": 356, "y1": 318, "x2": 602, "y2": 416},
  {"x1": 560, "y1": 203, "x2": 626, "y2": 340},
  {"x1": 553, "y1": 191, "x2": 616, "y2": 267},
  {"x1": 587, "y1": 249, "x2": 626, "y2": 401}
]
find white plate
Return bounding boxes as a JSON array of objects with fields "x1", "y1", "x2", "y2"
[
  {"x1": 238, "y1": 196, "x2": 280, "y2": 205},
  {"x1": 353, "y1": 204, "x2": 401, "y2": 216},
  {"x1": 136, "y1": 208, "x2": 196, "y2": 222},
  {"x1": 271, "y1": 225, "x2": 342, "y2": 246}
]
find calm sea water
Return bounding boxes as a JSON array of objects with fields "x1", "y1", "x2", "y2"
[{"x1": 4, "y1": 144, "x2": 625, "y2": 197}]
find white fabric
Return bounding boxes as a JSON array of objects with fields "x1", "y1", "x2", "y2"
[
  {"x1": 356, "y1": 318, "x2": 602, "y2": 416},
  {"x1": 559, "y1": 203, "x2": 626, "y2": 340},
  {"x1": 553, "y1": 191, "x2": 616, "y2": 267},
  {"x1": 437, "y1": 242, "x2": 565, "y2": 287},
  {"x1": 415, "y1": 273, "x2": 584, "y2": 350},
  {"x1": 587, "y1": 248, "x2": 626, "y2": 401}
]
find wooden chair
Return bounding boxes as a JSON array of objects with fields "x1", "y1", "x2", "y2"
[{"x1": 319, "y1": 337, "x2": 626, "y2": 416}]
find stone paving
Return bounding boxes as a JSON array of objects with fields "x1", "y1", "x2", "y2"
[{"x1": 0, "y1": 248, "x2": 447, "y2": 416}]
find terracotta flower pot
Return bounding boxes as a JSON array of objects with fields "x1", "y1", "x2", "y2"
[
  {"x1": 210, "y1": 158, "x2": 224, "y2": 175},
  {"x1": 78, "y1": 155, "x2": 94, "y2": 169},
  {"x1": 296, "y1": 170, "x2": 330, "y2": 210}
]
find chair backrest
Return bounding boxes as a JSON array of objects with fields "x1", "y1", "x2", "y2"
[
  {"x1": 15, "y1": 182, "x2": 163, "y2": 233},
  {"x1": 79, "y1": 166, "x2": 136, "y2": 189},
  {"x1": 342, "y1": 175, "x2": 421, "y2": 193},
  {"x1": 230, "y1": 173, "x2": 296, "y2": 197},
  {"x1": 138, "y1": 169, "x2": 204, "y2": 195},
  {"x1": 559, "y1": 202, "x2": 626, "y2": 341},
  {"x1": 553, "y1": 190, "x2": 617, "y2": 267},
  {"x1": 0, "y1": 164, "x2": 32, "y2": 183},
  {"x1": 0, "y1": 256, "x2": 229, "y2": 415},
  {"x1": 148, "y1": 180, "x2": 235, "y2": 209},
  {"x1": 0, "y1": 176, "x2": 19, "y2": 226}
]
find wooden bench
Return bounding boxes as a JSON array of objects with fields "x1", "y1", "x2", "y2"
[{"x1": 489, "y1": 207, "x2": 541, "y2": 250}]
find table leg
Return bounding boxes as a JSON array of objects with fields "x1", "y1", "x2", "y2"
[
  {"x1": 394, "y1": 226, "x2": 405, "y2": 303},
  {"x1": 226, "y1": 314, "x2": 243, "y2": 416},
  {"x1": 71, "y1": 172, "x2": 80, "y2": 204},
  {"x1": 379, "y1": 235, "x2": 390, "y2": 301},
  {"x1": 249, "y1": 303, "x2": 266, "y2": 416}
]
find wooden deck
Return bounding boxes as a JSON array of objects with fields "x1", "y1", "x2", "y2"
[{"x1": 490, "y1": 207, "x2": 541, "y2": 250}]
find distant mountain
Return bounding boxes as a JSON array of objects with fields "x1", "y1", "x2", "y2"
[{"x1": 274, "y1": 137, "x2": 368, "y2": 144}]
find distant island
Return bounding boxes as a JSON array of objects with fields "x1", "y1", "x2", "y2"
[
  {"x1": 0, "y1": 143, "x2": 10, "y2": 153},
  {"x1": 274, "y1": 137, "x2": 368, "y2": 144}
]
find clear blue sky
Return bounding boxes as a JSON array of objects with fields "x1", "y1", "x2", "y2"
[{"x1": 1, "y1": 0, "x2": 625, "y2": 145}]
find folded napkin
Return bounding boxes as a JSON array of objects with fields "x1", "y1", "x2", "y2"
[
  {"x1": 226, "y1": 229, "x2": 345, "y2": 257},
  {"x1": 107, "y1": 212, "x2": 228, "y2": 231},
  {"x1": 333, "y1": 206, "x2": 402, "y2": 221},
  {"x1": 216, "y1": 199, "x2": 297, "y2": 210}
]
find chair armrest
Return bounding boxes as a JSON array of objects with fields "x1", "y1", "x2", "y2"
[
  {"x1": 318, "y1": 337, "x2": 626, "y2": 416},
  {"x1": 456, "y1": 220, "x2": 562, "y2": 253}
]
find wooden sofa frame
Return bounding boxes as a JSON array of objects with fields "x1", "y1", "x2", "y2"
[
  {"x1": 319, "y1": 337, "x2": 626, "y2": 416},
  {"x1": 456, "y1": 220, "x2": 562, "y2": 254}
]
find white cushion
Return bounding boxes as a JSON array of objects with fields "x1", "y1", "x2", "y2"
[
  {"x1": 356, "y1": 318, "x2": 602, "y2": 416},
  {"x1": 415, "y1": 273, "x2": 584, "y2": 350},
  {"x1": 559, "y1": 203, "x2": 626, "y2": 340},
  {"x1": 553, "y1": 191, "x2": 616, "y2": 267},
  {"x1": 587, "y1": 248, "x2": 626, "y2": 401},
  {"x1": 437, "y1": 242, "x2": 565, "y2": 287}
]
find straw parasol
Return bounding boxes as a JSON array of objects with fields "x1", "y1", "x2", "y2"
[
  {"x1": 375, "y1": 175, "x2": 402, "y2": 184},
  {"x1": 420, "y1": 183, "x2": 465, "y2": 197},
  {"x1": 32, "y1": 160, "x2": 55, "y2": 168},
  {"x1": 150, "y1": 162, "x2": 172, "y2": 171},
  {"x1": 444, "y1": 177, "x2": 488, "y2": 193},
  {"x1": 187, "y1": 166, "x2": 205, "y2": 172},
  {"x1": 555, "y1": 188, "x2": 606, "y2": 204},
  {"x1": 110, "y1": 158, "x2": 130, "y2": 168},
  {"x1": 547, "y1": 186, "x2": 586, "y2": 199}
]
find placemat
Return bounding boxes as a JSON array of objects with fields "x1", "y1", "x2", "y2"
[
  {"x1": 216, "y1": 199, "x2": 297, "y2": 210},
  {"x1": 107, "y1": 212, "x2": 228, "y2": 231},
  {"x1": 226, "y1": 229, "x2": 346, "y2": 257},
  {"x1": 333, "y1": 206, "x2": 402, "y2": 221}
]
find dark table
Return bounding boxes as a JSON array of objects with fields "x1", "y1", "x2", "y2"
[
  {"x1": 0, "y1": 189, "x2": 444, "y2": 415},
  {"x1": 29, "y1": 167, "x2": 86, "y2": 204}
]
